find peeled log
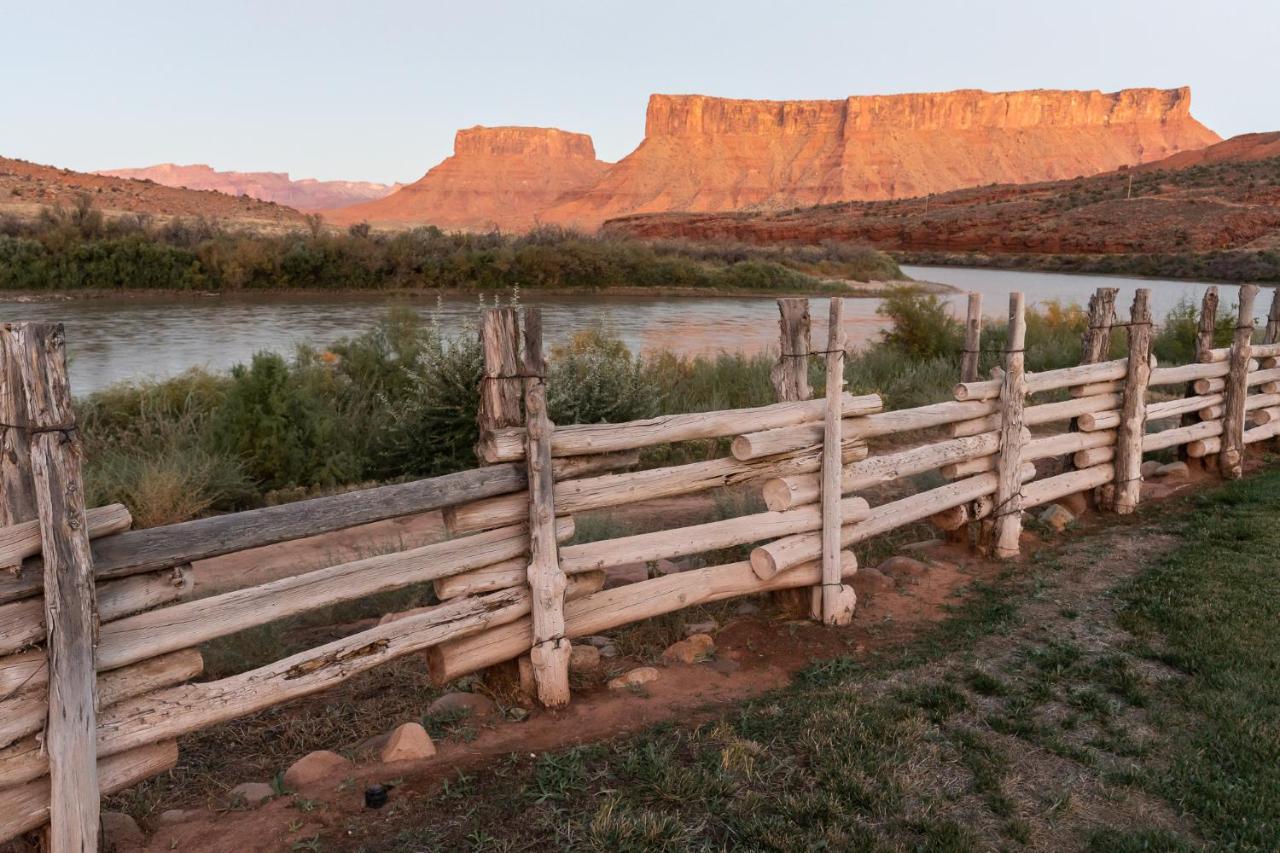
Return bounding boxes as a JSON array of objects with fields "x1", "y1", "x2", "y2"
[
  {"x1": 483, "y1": 394, "x2": 883, "y2": 462},
  {"x1": 0, "y1": 518, "x2": 574, "y2": 695},
  {"x1": 0, "y1": 504, "x2": 130, "y2": 570},
  {"x1": 948, "y1": 392, "x2": 1119, "y2": 438},
  {"x1": 0, "y1": 566, "x2": 191, "y2": 656},
  {"x1": 1022, "y1": 464, "x2": 1114, "y2": 509},
  {"x1": 0, "y1": 740, "x2": 177, "y2": 844},
  {"x1": 751, "y1": 464, "x2": 1036, "y2": 578},
  {"x1": 446, "y1": 440, "x2": 867, "y2": 535},
  {"x1": 8, "y1": 587, "x2": 535, "y2": 784},
  {"x1": 734, "y1": 400, "x2": 996, "y2": 461},
  {"x1": 427, "y1": 553, "x2": 858, "y2": 684},
  {"x1": 762, "y1": 431, "x2": 1003, "y2": 511},
  {"x1": 559, "y1": 496, "x2": 871, "y2": 575},
  {"x1": 1079, "y1": 394, "x2": 1222, "y2": 432},
  {"x1": 0, "y1": 649, "x2": 202, "y2": 751},
  {"x1": 954, "y1": 357, "x2": 1129, "y2": 402}
]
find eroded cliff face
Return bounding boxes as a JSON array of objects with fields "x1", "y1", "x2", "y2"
[
  {"x1": 97, "y1": 164, "x2": 400, "y2": 211},
  {"x1": 544, "y1": 87, "x2": 1219, "y2": 229},
  {"x1": 326, "y1": 127, "x2": 608, "y2": 231}
]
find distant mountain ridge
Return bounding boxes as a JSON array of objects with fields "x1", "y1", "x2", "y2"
[{"x1": 96, "y1": 163, "x2": 401, "y2": 211}]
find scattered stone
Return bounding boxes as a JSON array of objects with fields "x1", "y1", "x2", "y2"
[
  {"x1": 426, "y1": 691, "x2": 497, "y2": 719},
  {"x1": 380, "y1": 722, "x2": 437, "y2": 763},
  {"x1": 583, "y1": 635, "x2": 613, "y2": 648},
  {"x1": 877, "y1": 555, "x2": 928, "y2": 579},
  {"x1": 569, "y1": 644, "x2": 601, "y2": 672},
  {"x1": 900, "y1": 538, "x2": 943, "y2": 554},
  {"x1": 1039, "y1": 503, "x2": 1076, "y2": 532},
  {"x1": 851, "y1": 566, "x2": 895, "y2": 595},
  {"x1": 662, "y1": 633, "x2": 715, "y2": 665},
  {"x1": 228, "y1": 781, "x2": 275, "y2": 808},
  {"x1": 734, "y1": 601, "x2": 760, "y2": 616},
  {"x1": 599, "y1": 643, "x2": 620, "y2": 658},
  {"x1": 283, "y1": 750, "x2": 352, "y2": 791},
  {"x1": 685, "y1": 619, "x2": 718, "y2": 636},
  {"x1": 1057, "y1": 491, "x2": 1089, "y2": 516},
  {"x1": 1155, "y1": 461, "x2": 1190, "y2": 480},
  {"x1": 101, "y1": 811, "x2": 144, "y2": 850},
  {"x1": 1140, "y1": 459, "x2": 1163, "y2": 478},
  {"x1": 608, "y1": 666, "x2": 660, "y2": 690},
  {"x1": 507, "y1": 706, "x2": 529, "y2": 722},
  {"x1": 156, "y1": 809, "x2": 203, "y2": 826}
]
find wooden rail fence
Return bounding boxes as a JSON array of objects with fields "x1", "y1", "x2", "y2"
[{"x1": 1, "y1": 283, "x2": 1277, "y2": 847}]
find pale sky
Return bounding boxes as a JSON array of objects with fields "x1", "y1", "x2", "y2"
[{"x1": 3, "y1": 0, "x2": 1277, "y2": 184}]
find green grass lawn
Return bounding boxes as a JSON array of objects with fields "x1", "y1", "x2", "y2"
[{"x1": 306, "y1": 467, "x2": 1280, "y2": 852}]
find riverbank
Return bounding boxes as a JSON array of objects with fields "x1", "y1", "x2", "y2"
[
  {"x1": 0, "y1": 201, "x2": 910, "y2": 294},
  {"x1": 897, "y1": 248, "x2": 1280, "y2": 284}
]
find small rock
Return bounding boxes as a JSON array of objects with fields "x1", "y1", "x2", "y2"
[
  {"x1": 283, "y1": 750, "x2": 352, "y2": 791},
  {"x1": 101, "y1": 811, "x2": 144, "y2": 851},
  {"x1": 380, "y1": 722, "x2": 437, "y2": 763},
  {"x1": 877, "y1": 555, "x2": 928, "y2": 579},
  {"x1": 900, "y1": 538, "x2": 944, "y2": 554},
  {"x1": 1155, "y1": 461, "x2": 1190, "y2": 480},
  {"x1": 1140, "y1": 460, "x2": 1163, "y2": 478},
  {"x1": 569, "y1": 644, "x2": 601, "y2": 672},
  {"x1": 662, "y1": 633, "x2": 715, "y2": 665},
  {"x1": 156, "y1": 809, "x2": 202, "y2": 826},
  {"x1": 354, "y1": 732, "x2": 390, "y2": 757},
  {"x1": 852, "y1": 566, "x2": 895, "y2": 595},
  {"x1": 228, "y1": 781, "x2": 275, "y2": 808},
  {"x1": 583, "y1": 635, "x2": 613, "y2": 648},
  {"x1": 1039, "y1": 503, "x2": 1075, "y2": 532},
  {"x1": 1057, "y1": 491, "x2": 1089, "y2": 516},
  {"x1": 608, "y1": 666, "x2": 660, "y2": 690},
  {"x1": 598, "y1": 643, "x2": 620, "y2": 658},
  {"x1": 426, "y1": 691, "x2": 497, "y2": 719},
  {"x1": 685, "y1": 619, "x2": 718, "y2": 636},
  {"x1": 734, "y1": 601, "x2": 760, "y2": 616}
]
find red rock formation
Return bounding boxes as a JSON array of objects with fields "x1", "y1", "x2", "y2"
[
  {"x1": 545, "y1": 88, "x2": 1219, "y2": 229},
  {"x1": 325, "y1": 127, "x2": 609, "y2": 231},
  {"x1": 96, "y1": 164, "x2": 400, "y2": 211},
  {"x1": 602, "y1": 133, "x2": 1280, "y2": 257}
]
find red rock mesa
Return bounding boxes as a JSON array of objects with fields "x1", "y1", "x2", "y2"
[{"x1": 97, "y1": 163, "x2": 400, "y2": 211}]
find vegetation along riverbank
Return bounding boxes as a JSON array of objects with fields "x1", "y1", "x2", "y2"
[
  {"x1": 78, "y1": 287, "x2": 1236, "y2": 528},
  {"x1": 0, "y1": 198, "x2": 907, "y2": 294}
]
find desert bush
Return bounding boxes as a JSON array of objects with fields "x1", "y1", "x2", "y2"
[{"x1": 877, "y1": 286, "x2": 963, "y2": 359}]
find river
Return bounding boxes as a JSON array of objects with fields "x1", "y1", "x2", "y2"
[{"x1": 0, "y1": 267, "x2": 1266, "y2": 395}]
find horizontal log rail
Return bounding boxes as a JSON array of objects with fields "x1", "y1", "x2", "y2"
[
  {"x1": 0, "y1": 464, "x2": 531, "y2": 605},
  {"x1": 481, "y1": 393, "x2": 884, "y2": 462},
  {"x1": 427, "y1": 553, "x2": 857, "y2": 684},
  {"x1": 0, "y1": 504, "x2": 130, "y2": 570}
]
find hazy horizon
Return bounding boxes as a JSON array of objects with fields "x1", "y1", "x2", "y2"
[{"x1": 4, "y1": 0, "x2": 1278, "y2": 184}]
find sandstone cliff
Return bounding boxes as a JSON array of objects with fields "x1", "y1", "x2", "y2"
[
  {"x1": 325, "y1": 127, "x2": 608, "y2": 231},
  {"x1": 97, "y1": 164, "x2": 400, "y2": 211},
  {"x1": 603, "y1": 133, "x2": 1280, "y2": 256},
  {"x1": 544, "y1": 87, "x2": 1219, "y2": 229}
]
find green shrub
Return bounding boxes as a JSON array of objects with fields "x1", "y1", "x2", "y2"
[{"x1": 877, "y1": 286, "x2": 963, "y2": 359}]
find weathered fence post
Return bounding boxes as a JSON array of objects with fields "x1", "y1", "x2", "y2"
[
  {"x1": 0, "y1": 332, "x2": 37, "y2": 531},
  {"x1": 5, "y1": 323, "x2": 100, "y2": 851},
  {"x1": 1181, "y1": 287, "x2": 1220, "y2": 465},
  {"x1": 1111, "y1": 289, "x2": 1153, "y2": 514},
  {"x1": 772, "y1": 298, "x2": 814, "y2": 614},
  {"x1": 960, "y1": 292, "x2": 983, "y2": 384},
  {"x1": 1220, "y1": 284, "x2": 1259, "y2": 479},
  {"x1": 1081, "y1": 288, "x2": 1118, "y2": 365},
  {"x1": 520, "y1": 309, "x2": 571, "y2": 706},
  {"x1": 816, "y1": 298, "x2": 855, "y2": 626},
  {"x1": 992, "y1": 293, "x2": 1028, "y2": 559},
  {"x1": 1265, "y1": 287, "x2": 1280, "y2": 346},
  {"x1": 771, "y1": 298, "x2": 812, "y2": 403},
  {"x1": 476, "y1": 307, "x2": 524, "y2": 465}
]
